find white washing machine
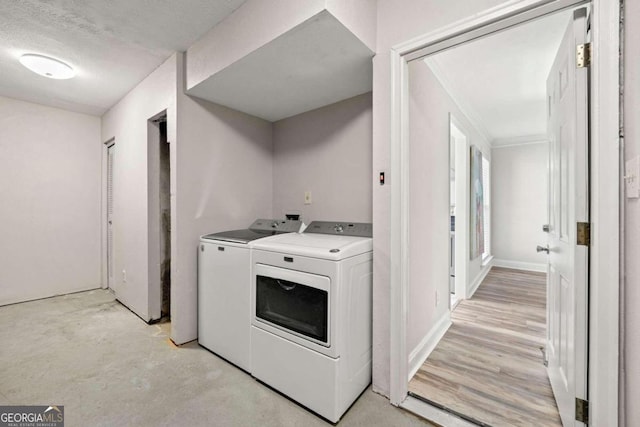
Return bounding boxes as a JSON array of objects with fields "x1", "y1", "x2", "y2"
[
  {"x1": 198, "y1": 218, "x2": 302, "y2": 372},
  {"x1": 250, "y1": 221, "x2": 373, "y2": 423}
]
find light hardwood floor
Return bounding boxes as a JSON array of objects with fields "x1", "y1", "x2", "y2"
[{"x1": 408, "y1": 267, "x2": 562, "y2": 427}]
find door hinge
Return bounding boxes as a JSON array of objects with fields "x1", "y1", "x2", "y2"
[
  {"x1": 575, "y1": 397, "x2": 589, "y2": 423},
  {"x1": 577, "y1": 222, "x2": 591, "y2": 246},
  {"x1": 576, "y1": 43, "x2": 591, "y2": 68}
]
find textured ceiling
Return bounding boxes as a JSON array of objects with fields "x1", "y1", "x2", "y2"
[
  {"x1": 0, "y1": 0, "x2": 247, "y2": 116},
  {"x1": 423, "y1": 9, "x2": 574, "y2": 144}
]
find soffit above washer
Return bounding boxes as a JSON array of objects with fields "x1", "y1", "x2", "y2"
[
  {"x1": 186, "y1": 11, "x2": 374, "y2": 122},
  {"x1": 0, "y1": 0, "x2": 248, "y2": 116}
]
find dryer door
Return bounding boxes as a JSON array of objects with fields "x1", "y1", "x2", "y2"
[{"x1": 254, "y1": 264, "x2": 333, "y2": 353}]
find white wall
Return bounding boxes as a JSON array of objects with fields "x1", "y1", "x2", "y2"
[
  {"x1": 492, "y1": 142, "x2": 548, "y2": 271},
  {"x1": 624, "y1": 0, "x2": 640, "y2": 424},
  {"x1": 407, "y1": 60, "x2": 490, "y2": 357},
  {"x1": 101, "y1": 53, "x2": 273, "y2": 345},
  {"x1": 272, "y1": 93, "x2": 372, "y2": 223},
  {"x1": 373, "y1": 0, "x2": 511, "y2": 397},
  {"x1": 101, "y1": 55, "x2": 178, "y2": 322},
  {"x1": 407, "y1": 61, "x2": 452, "y2": 354},
  {"x1": 172, "y1": 54, "x2": 273, "y2": 344},
  {"x1": 0, "y1": 96, "x2": 101, "y2": 305}
]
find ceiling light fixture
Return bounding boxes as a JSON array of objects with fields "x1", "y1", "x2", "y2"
[{"x1": 19, "y1": 54, "x2": 75, "y2": 79}]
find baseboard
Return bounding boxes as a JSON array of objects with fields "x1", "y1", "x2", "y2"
[
  {"x1": 492, "y1": 258, "x2": 547, "y2": 272},
  {"x1": 0, "y1": 285, "x2": 102, "y2": 307},
  {"x1": 467, "y1": 260, "x2": 492, "y2": 298},
  {"x1": 371, "y1": 384, "x2": 390, "y2": 400},
  {"x1": 408, "y1": 312, "x2": 452, "y2": 381}
]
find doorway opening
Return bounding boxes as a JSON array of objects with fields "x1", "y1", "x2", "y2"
[
  {"x1": 448, "y1": 118, "x2": 468, "y2": 309},
  {"x1": 148, "y1": 112, "x2": 171, "y2": 321},
  {"x1": 159, "y1": 117, "x2": 171, "y2": 319},
  {"x1": 401, "y1": 5, "x2": 588, "y2": 426},
  {"x1": 106, "y1": 140, "x2": 115, "y2": 290},
  {"x1": 389, "y1": 1, "x2": 619, "y2": 425}
]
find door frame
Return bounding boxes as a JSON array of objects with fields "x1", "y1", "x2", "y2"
[
  {"x1": 101, "y1": 138, "x2": 115, "y2": 289},
  {"x1": 388, "y1": 0, "x2": 620, "y2": 425},
  {"x1": 147, "y1": 110, "x2": 169, "y2": 321},
  {"x1": 449, "y1": 114, "x2": 470, "y2": 303}
]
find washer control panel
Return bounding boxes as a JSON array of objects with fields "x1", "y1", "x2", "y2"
[
  {"x1": 303, "y1": 221, "x2": 372, "y2": 237},
  {"x1": 249, "y1": 218, "x2": 302, "y2": 233}
]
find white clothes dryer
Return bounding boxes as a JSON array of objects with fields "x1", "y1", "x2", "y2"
[{"x1": 250, "y1": 221, "x2": 373, "y2": 422}]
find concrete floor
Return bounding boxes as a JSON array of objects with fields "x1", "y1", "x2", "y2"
[{"x1": 0, "y1": 289, "x2": 435, "y2": 427}]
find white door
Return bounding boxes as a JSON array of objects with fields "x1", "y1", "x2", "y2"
[
  {"x1": 107, "y1": 143, "x2": 115, "y2": 289},
  {"x1": 545, "y1": 8, "x2": 589, "y2": 426}
]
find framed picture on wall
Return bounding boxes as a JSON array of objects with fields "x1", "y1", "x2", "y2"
[{"x1": 470, "y1": 145, "x2": 485, "y2": 259}]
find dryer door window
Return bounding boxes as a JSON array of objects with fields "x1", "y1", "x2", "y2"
[{"x1": 256, "y1": 275, "x2": 328, "y2": 344}]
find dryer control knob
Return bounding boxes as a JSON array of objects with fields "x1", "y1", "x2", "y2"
[{"x1": 334, "y1": 224, "x2": 344, "y2": 233}]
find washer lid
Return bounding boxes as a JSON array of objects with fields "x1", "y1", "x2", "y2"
[
  {"x1": 201, "y1": 228, "x2": 278, "y2": 244},
  {"x1": 252, "y1": 232, "x2": 372, "y2": 260},
  {"x1": 201, "y1": 218, "x2": 302, "y2": 244}
]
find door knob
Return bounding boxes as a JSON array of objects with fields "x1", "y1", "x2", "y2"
[
  {"x1": 537, "y1": 245, "x2": 550, "y2": 254},
  {"x1": 542, "y1": 224, "x2": 550, "y2": 232}
]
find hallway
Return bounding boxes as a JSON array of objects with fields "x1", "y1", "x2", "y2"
[{"x1": 409, "y1": 267, "x2": 561, "y2": 426}]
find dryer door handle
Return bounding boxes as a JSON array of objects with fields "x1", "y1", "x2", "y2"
[{"x1": 277, "y1": 280, "x2": 296, "y2": 291}]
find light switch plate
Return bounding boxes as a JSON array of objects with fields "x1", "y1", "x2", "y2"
[
  {"x1": 304, "y1": 191, "x2": 312, "y2": 205},
  {"x1": 626, "y1": 156, "x2": 640, "y2": 199}
]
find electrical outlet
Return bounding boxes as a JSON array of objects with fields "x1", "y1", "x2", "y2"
[
  {"x1": 304, "y1": 191, "x2": 312, "y2": 205},
  {"x1": 122, "y1": 270, "x2": 127, "y2": 283}
]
